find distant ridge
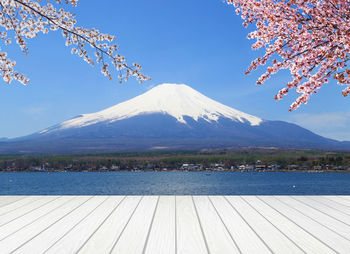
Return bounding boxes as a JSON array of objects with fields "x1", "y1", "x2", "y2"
[{"x1": 1, "y1": 83, "x2": 349, "y2": 154}]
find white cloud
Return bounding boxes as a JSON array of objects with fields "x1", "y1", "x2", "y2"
[{"x1": 288, "y1": 112, "x2": 350, "y2": 141}]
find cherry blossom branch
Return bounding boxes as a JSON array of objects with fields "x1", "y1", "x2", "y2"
[
  {"x1": 227, "y1": 0, "x2": 350, "y2": 110},
  {"x1": 14, "y1": 1, "x2": 118, "y2": 63},
  {"x1": 0, "y1": 0, "x2": 150, "y2": 85}
]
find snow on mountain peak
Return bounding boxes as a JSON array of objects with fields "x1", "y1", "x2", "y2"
[{"x1": 49, "y1": 83, "x2": 263, "y2": 132}]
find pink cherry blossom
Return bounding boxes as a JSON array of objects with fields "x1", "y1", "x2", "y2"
[
  {"x1": 227, "y1": 0, "x2": 350, "y2": 110},
  {"x1": 0, "y1": 0, "x2": 150, "y2": 85}
]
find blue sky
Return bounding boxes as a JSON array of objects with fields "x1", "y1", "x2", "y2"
[{"x1": 0, "y1": 0, "x2": 349, "y2": 140}]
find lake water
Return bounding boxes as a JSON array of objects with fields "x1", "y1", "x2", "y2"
[{"x1": 1, "y1": 171, "x2": 350, "y2": 195}]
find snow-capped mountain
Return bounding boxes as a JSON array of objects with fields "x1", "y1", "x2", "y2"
[
  {"x1": 41, "y1": 83, "x2": 262, "y2": 134},
  {"x1": 1, "y1": 83, "x2": 349, "y2": 154}
]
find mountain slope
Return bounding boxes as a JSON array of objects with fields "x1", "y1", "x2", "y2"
[
  {"x1": 1, "y1": 83, "x2": 349, "y2": 154},
  {"x1": 40, "y1": 83, "x2": 262, "y2": 134}
]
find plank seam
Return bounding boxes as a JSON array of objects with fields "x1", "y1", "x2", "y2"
[
  {"x1": 207, "y1": 196, "x2": 242, "y2": 254},
  {"x1": 0, "y1": 196, "x2": 61, "y2": 228},
  {"x1": 276, "y1": 196, "x2": 350, "y2": 243},
  {"x1": 0, "y1": 196, "x2": 41, "y2": 217},
  {"x1": 75, "y1": 196, "x2": 127, "y2": 254},
  {"x1": 291, "y1": 196, "x2": 350, "y2": 227},
  {"x1": 241, "y1": 196, "x2": 306, "y2": 254},
  {"x1": 42, "y1": 196, "x2": 110, "y2": 254},
  {"x1": 10, "y1": 196, "x2": 95, "y2": 254},
  {"x1": 0, "y1": 196, "x2": 76, "y2": 242},
  {"x1": 191, "y1": 195, "x2": 210, "y2": 254},
  {"x1": 142, "y1": 196, "x2": 160, "y2": 254},
  {"x1": 257, "y1": 196, "x2": 337, "y2": 254},
  {"x1": 109, "y1": 196, "x2": 144, "y2": 254},
  {"x1": 307, "y1": 196, "x2": 350, "y2": 217},
  {"x1": 322, "y1": 196, "x2": 350, "y2": 209},
  {"x1": 0, "y1": 197, "x2": 27, "y2": 209},
  {"x1": 223, "y1": 196, "x2": 274, "y2": 254}
]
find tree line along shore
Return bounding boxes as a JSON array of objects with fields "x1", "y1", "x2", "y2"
[{"x1": 1, "y1": 149, "x2": 350, "y2": 172}]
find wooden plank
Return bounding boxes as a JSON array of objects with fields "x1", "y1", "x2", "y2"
[
  {"x1": 283, "y1": 196, "x2": 350, "y2": 239},
  {"x1": 209, "y1": 196, "x2": 271, "y2": 254},
  {"x1": 339, "y1": 196, "x2": 350, "y2": 201},
  {"x1": 0, "y1": 196, "x2": 74, "y2": 240},
  {"x1": 175, "y1": 196, "x2": 208, "y2": 254},
  {"x1": 45, "y1": 196, "x2": 124, "y2": 254},
  {"x1": 144, "y1": 196, "x2": 176, "y2": 254},
  {"x1": 308, "y1": 196, "x2": 350, "y2": 215},
  {"x1": 193, "y1": 196, "x2": 240, "y2": 254},
  {"x1": 0, "y1": 196, "x2": 26, "y2": 208},
  {"x1": 225, "y1": 196, "x2": 303, "y2": 254},
  {"x1": 298, "y1": 196, "x2": 350, "y2": 220},
  {"x1": 244, "y1": 196, "x2": 334, "y2": 254},
  {"x1": 325, "y1": 196, "x2": 350, "y2": 209},
  {"x1": 0, "y1": 196, "x2": 58, "y2": 227},
  {"x1": 0, "y1": 196, "x2": 40, "y2": 217},
  {"x1": 0, "y1": 195, "x2": 349, "y2": 254},
  {"x1": 110, "y1": 196, "x2": 159, "y2": 254},
  {"x1": 261, "y1": 196, "x2": 350, "y2": 253},
  {"x1": 9, "y1": 196, "x2": 98, "y2": 254},
  {"x1": 77, "y1": 196, "x2": 142, "y2": 254}
]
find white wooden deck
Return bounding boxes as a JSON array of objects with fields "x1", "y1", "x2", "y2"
[{"x1": 0, "y1": 196, "x2": 350, "y2": 254}]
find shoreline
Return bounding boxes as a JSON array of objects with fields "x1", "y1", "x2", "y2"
[{"x1": 1, "y1": 169, "x2": 350, "y2": 173}]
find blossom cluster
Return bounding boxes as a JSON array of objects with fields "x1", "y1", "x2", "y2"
[
  {"x1": 227, "y1": 0, "x2": 350, "y2": 110},
  {"x1": 0, "y1": 0, "x2": 150, "y2": 85}
]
